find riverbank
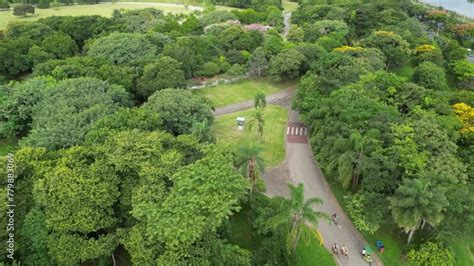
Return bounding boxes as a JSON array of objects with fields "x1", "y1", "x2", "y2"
[{"x1": 418, "y1": 0, "x2": 474, "y2": 21}]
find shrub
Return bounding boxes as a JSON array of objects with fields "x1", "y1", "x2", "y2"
[
  {"x1": 13, "y1": 5, "x2": 35, "y2": 17},
  {"x1": 0, "y1": 1, "x2": 10, "y2": 10},
  {"x1": 408, "y1": 242, "x2": 455, "y2": 266},
  {"x1": 37, "y1": 0, "x2": 50, "y2": 9},
  {"x1": 197, "y1": 62, "x2": 221, "y2": 77}
]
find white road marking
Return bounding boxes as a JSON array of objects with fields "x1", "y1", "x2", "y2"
[
  {"x1": 295, "y1": 128, "x2": 299, "y2": 135},
  {"x1": 291, "y1": 127, "x2": 294, "y2": 135},
  {"x1": 287, "y1": 127, "x2": 290, "y2": 135}
]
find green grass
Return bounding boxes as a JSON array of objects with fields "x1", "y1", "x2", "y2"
[
  {"x1": 447, "y1": 236, "x2": 474, "y2": 266},
  {"x1": 296, "y1": 226, "x2": 336, "y2": 266},
  {"x1": 212, "y1": 105, "x2": 288, "y2": 167},
  {"x1": 0, "y1": 0, "x2": 231, "y2": 30},
  {"x1": 228, "y1": 204, "x2": 261, "y2": 251},
  {"x1": 195, "y1": 79, "x2": 290, "y2": 108},
  {"x1": 283, "y1": 1, "x2": 298, "y2": 12},
  {"x1": 0, "y1": 138, "x2": 17, "y2": 156}
]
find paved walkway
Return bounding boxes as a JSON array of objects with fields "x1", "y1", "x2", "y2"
[
  {"x1": 264, "y1": 110, "x2": 381, "y2": 266},
  {"x1": 213, "y1": 88, "x2": 381, "y2": 265},
  {"x1": 213, "y1": 88, "x2": 294, "y2": 116}
]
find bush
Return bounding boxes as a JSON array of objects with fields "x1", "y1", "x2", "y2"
[
  {"x1": 0, "y1": 1, "x2": 10, "y2": 10},
  {"x1": 37, "y1": 0, "x2": 50, "y2": 9},
  {"x1": 408, "y1": 242, "x2": 455, "y2": 266},
  {"x1": 13, "y1": 5, "x2": 35, "y2": 17},
  {"x1": 197, "y1": 62, "x2": 221, "y2": 77},
  {"x1": 226, "y1": 64, "x2": 247, "y2": 76},
  {"x1": 50, "y1": 1, "x2": 61, "y2": 8},
  {"x1": 344, "y1": 193, "x2": 380, "y2": 234}
]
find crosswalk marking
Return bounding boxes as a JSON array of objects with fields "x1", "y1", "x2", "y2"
[{"x1": 286, "y1": 126, "x2": 307, "y2": 136}]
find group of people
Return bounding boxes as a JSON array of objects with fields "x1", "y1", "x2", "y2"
[{"x1": 331, "y1": 243, "x2": 348, "y2": 258}]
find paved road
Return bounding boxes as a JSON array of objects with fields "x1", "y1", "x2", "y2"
[
  {"x1": 213, "y1": 88, "x2": 294, "y2": 116},
  {"x1": 468, "y1": 55, "x2": 474, "y2": 64},
  {"x1": 213, "y1": 88, "x2": 380, "y2": 265},
  {"x1": 283, "y1": 11, "x2": 292, "y2": 38},
  {"x1": 263, "y1": 110, "x2": 381, "y2": 266}
]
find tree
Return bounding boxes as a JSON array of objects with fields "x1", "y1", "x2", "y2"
[
  {"x1": 248, "y1": 109, "x2": 265, "y2": 136},
  {"x1": 361, "y1": 31, "x2": 411, "y2": 69},
  {"x1": 413, "y1": 61, "x2": 448, "y2": 91},
  {"x1": 34, "y1": 146, "x2": 121, "y2": 264},
  {"x1": 254, "y1": 92, "x2": 266, "y2": 110},
  {"x1": 0, "y1": 77, "x2": 56, "y2": 138},
  {"x1": 85, "y1": 107, "x2": 163, "y2": 143},
  {"x1": 287, "y1": 25, "x2": 305, "y2": 43},
  {"x1": 235, "y1": 144, "x2": 265, "y2": 198},
  {"x1": 268, "y1": 184, "x2": 328, "y2": 254},
  {"x1": 143, "y1": 89, "x2": 214, "y2": 136},
  {"x1": 303, "y1": 19, "x2": 349, "y2": 43},
  {"x1": 87, "y1": 32, "x2": 156, "y2": 66},
  {"x1": 269, "y1": 49, "x2": 306, "y2": 81},
  {"x1": 190, "y1": 120, "x2": 215, "y2": 143},
  {"x1": 37, "y1": 0, "x2": 49, "y2": 8},
  {"x1": 450, "y1": 59, "x2": 474, "y2": 90},
  {"x1": 263, "y1": 34, "x2": 284, "y2": 57},
  {"x1": 19, "y1": 208, "x2": 50, "y2": 265},
  {"x1": 32, "y1": 56, "x2": 135, "y2": 91},
  {"x1": 266, "y1": 5, "x2": 283, "y2": 28},
  {"x1": 389, "y1": 178, "x2": 449, "y2": 243},
  {"x1": 408, "y1": 242, "x2": 455, "y2": 266},
  {"x1": 40, "y1": 32, "x2": 78, "y2": 59},
  {"x1": 248, "y1": 47, "x2": 268, "y2": 77},
  {"x1": 137, "y1": 56, "x2": 186, "y2": 99},
  {"x1": 196, "y1": 62, "x2": 221, "y2": 77},
  {"x1": 13, "y1": 4, "x2": 35, "y2": 17},
  {"x1": 147, "y1": 149, "x2": 248, "y2": 260},
  {"x1": 21, "y1": 77, "x2": 131, "y2": 150}
]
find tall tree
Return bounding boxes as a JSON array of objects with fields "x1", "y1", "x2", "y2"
[
  {"x1": 248, "y1": 109, "x2": 265, "y2": 136},
  {"x1": 248, "y1": 47, "x2": 268, "y2": 77},
  {"x1": 254, "y1": 92, "x2": 267, "y2": 110},
  {"x1": 389, "y1": 178, "x2": 448, "y2": 243},
  {"x1": 235, "y1": 144, "x2": 265, "y2": 198},
  {"x1": 267, "y1": 184, "x2": 329, "y2": 254}
]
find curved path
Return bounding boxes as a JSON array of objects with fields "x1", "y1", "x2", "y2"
[
  {"x1": 213, "y1": 88, "x2": 382, "y2": 265},
  {"x1": 263, "y1": 109, "x2": 382, "y2": 266}
]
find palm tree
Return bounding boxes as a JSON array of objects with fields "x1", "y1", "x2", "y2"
[
  {"x1": 389, "y1": 178, "x2": 448, "y2": 243},
  {"x1": 190, "y1": 120, "x2": 215, "y2": 143},
  {"x1": 326, "y1": 129, "x2": 380, "y2": 190},
  {"x1": 286, "y1": 183, "x2": 329, "y2": 253},
  {"x1": 248, "y1": 109, "x2": 265, "y2": 136},
  {"x1": 235, "y1": 144, "x2": 265, "y2": 198},
  {"x1": 267, "y1": 183, "x2": 329, "y2": 254},
  {"x1": 254, "y1": 92, "x2": 267, "y2": 110}
]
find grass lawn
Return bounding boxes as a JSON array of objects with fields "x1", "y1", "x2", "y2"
[
  {"x1": 0, "y1": 2, "x2": 209, "y2": 30},
  {"x1": 212, "y1": 105, "x2": 288, "y2": 167},
  {"x1": 228, "y1": 204, "x2": 261, "y2": 251},
  {"x1": 296, "y1": 225, "x2": 336, "y2": 266},
  {"x1": 283, "y1": 1, "x2": 298, "y2": 12},
  {"x1": 0, "y1": 138, "x2": 17, "y2": 156},
  {"x1": 447, "y1": 236, "x2": 474, "y2": 265},
  {"x1": 196, "y1": 79, "x2": 291, "y2": 108}
]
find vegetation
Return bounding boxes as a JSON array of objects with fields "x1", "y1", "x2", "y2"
[
  {"x1": 0, "y1": 0, "x2": 472, "y2": 265},
  {"x1": 213, "y1": 105, "x2": 287, "y2": 166},
  {"x1": 195, "y1": 79, "x2": 288, "y2": 107}
]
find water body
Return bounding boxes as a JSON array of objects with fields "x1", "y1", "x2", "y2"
[{"x1": 420, "y1": 0, "x2": 474, "y2": 19}]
